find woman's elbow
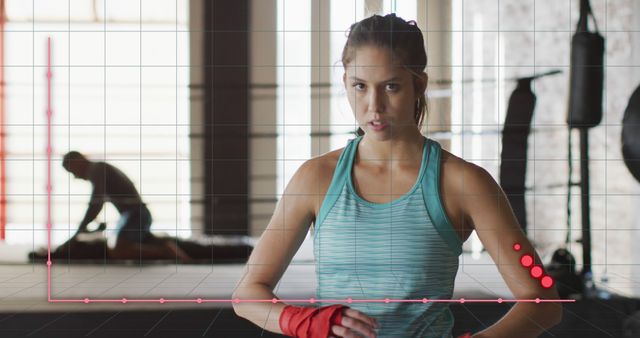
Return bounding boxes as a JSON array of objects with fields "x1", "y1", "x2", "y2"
[
  {"x1": 231, "y1": 288, "x2": 252, "y2": 317},
  {"x1": 231, "y1": 282, "x2": 273, "y2": 317},
  {"x1": 231, "y1": 291, "x2": 242, "y2": 315},
  {"x1": 547, "y1": 288, "x2": 564, "y2": 327},
  {"x1": 537, "y1": 285, "x2": 563, "y2": 327},
  {"x1": 554, "y1": 303, "x2": 564, "y2": 326},
  {"x1": 546, "y1": 302, "x2": 564, "y2": 328}
]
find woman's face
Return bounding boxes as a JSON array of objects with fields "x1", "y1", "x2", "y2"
[{"x1": 343, "y1": 45, "x2": 425, "y2": 141}]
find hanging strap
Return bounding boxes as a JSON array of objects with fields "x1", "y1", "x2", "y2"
[
  {"x1": 577, "y1": 0, "x2": 599, "y2": 33},
  {"x1": 566, "y1": 130, "x2": 573, "y2": 246}
]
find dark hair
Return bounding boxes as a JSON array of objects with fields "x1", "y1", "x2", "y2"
[
  {"x1": 62, "y1": 151, "x2": 86, "y2": 170},
  {"x1": 341, "y1": 13, "x2": 428, "y2": 136}
]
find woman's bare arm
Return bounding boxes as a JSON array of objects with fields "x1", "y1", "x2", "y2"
[
  {"x1": 459, "y1": 163, "x2": 562, "y2": 338},
  {"x1": 232, "y1": 160, "x2": 319, "y2": 334}
]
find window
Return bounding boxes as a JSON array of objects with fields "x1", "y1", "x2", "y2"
[
  {"x1": 4, "y1": 0, "x2": 191, "y2": 246},
  {"x1": 329, "y1": 0, "x2": 365, "y2": 150},
  {"x1": 277, "y1": 0, "x2": 311, "y2": 194}
]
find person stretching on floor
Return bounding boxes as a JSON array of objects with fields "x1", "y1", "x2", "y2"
[{"x1": 62, "y1": 151, "x2": 189, "y2": 261}]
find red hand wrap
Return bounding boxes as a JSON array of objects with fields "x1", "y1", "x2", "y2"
[
  {"x1": 457, "y1": 333, "x2": 472, "y2": 338},
  {"x1": 279, "y1": 304, "x2": 347, "y2": 338}
]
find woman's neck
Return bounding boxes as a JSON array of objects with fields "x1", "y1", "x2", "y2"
[{"x1": 357, "y1": 129, "x2": 425, "y2": 164}]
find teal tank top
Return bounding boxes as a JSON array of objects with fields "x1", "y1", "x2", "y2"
[{"x1": 313, "y1": 136, "x2": 463, "y2": 337}]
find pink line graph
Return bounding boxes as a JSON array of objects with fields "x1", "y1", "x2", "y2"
[
  {"x1": 44, "y1": 37, "x2": 574, "y2": 306},
  {"x1": 47, "y1": 298, "x2": 576, "y2": 305}
]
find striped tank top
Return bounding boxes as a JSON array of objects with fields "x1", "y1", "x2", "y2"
[{"x1": 313, "y1": 135, "x2": 463, "y2": 337}]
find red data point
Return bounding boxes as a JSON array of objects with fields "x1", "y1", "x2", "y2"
[
  {"x1": 530, "y1": 265, "x2": 543, "y2": 279},
  {"x1": 520, "y1": 254, "x2": 533, "y2": 267},
  {"x1": 541, "y1": 275, "x2": 554, "y2": 288}
]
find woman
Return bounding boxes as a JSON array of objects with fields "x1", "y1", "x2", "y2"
[{"x1": 233, "y1": 14, "x2": 562, "y2": 338}]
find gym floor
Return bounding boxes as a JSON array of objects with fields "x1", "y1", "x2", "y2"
[
  {"x1": 0, "y1": 251, "x2": 510, "y2": 313},
  {"x1": 0, "y1": 252, "x2": 634, "y2": 337}
]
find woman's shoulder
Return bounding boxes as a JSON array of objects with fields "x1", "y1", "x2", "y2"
[
  {"x1": 439, "y1": 148, "x2": 497, "y2": 239},
  {"x1": 440, "y1": 147, "x2": 500, "y2": 219},
  {"x1": 440, "y1": 148, "x2": 496, "y2": 190},
  {"x1": 293, "y1": 147, "x2": 346, "y2": 215},
  {"x1": 298, "y1": 147, "x2": 344, "y2": 184}
]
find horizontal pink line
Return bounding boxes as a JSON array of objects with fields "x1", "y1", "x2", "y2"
[{"x1": 49, "y1": 298, "x2": 576, "y2": 304}]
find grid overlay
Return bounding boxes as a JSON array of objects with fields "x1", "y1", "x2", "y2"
[{"x1": 4, "y1": 0, "x2": 637, "y2": 336}]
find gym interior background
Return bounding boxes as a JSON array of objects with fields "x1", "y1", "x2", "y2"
[{"x1": 0, "y1": 0, "x2": 640, "y2": 337}]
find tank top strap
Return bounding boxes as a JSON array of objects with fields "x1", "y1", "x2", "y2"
[
  {"x1": 422, "y1": 139, "x2": 463, "y2": 256},
  {"x1": 316, "y1": 136, "x2": 363, "y2": 228}
]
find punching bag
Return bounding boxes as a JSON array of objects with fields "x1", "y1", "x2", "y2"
[
  {"x1": 500, "y1": 78, "x2": 536, "y2": 233},
  {"x1": 500, "y1": 71, "x2": 560, "y2": 234},
  {"x1": 567, "y1": 0, "x2": 604, "y2": 129},
  {"x1": 622, "y1": 84, "x2": 640, "y2": 182}
]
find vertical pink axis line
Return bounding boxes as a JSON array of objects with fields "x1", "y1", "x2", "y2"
[{"x1": 46, "y1": 37, "x2": 52, "y2": 302}]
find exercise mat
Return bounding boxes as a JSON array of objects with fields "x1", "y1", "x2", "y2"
[{"x1": 28, "y1": 232, "x2": 254, "y2": 264}]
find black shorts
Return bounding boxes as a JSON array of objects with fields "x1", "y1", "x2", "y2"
[{"x1": 116, "y1": 205, "x2": 152, "y2": 242}]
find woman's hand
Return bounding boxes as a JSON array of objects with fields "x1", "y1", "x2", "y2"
[{"x1": 329, "y1": 308, "x2": 380, "y2": 338}]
